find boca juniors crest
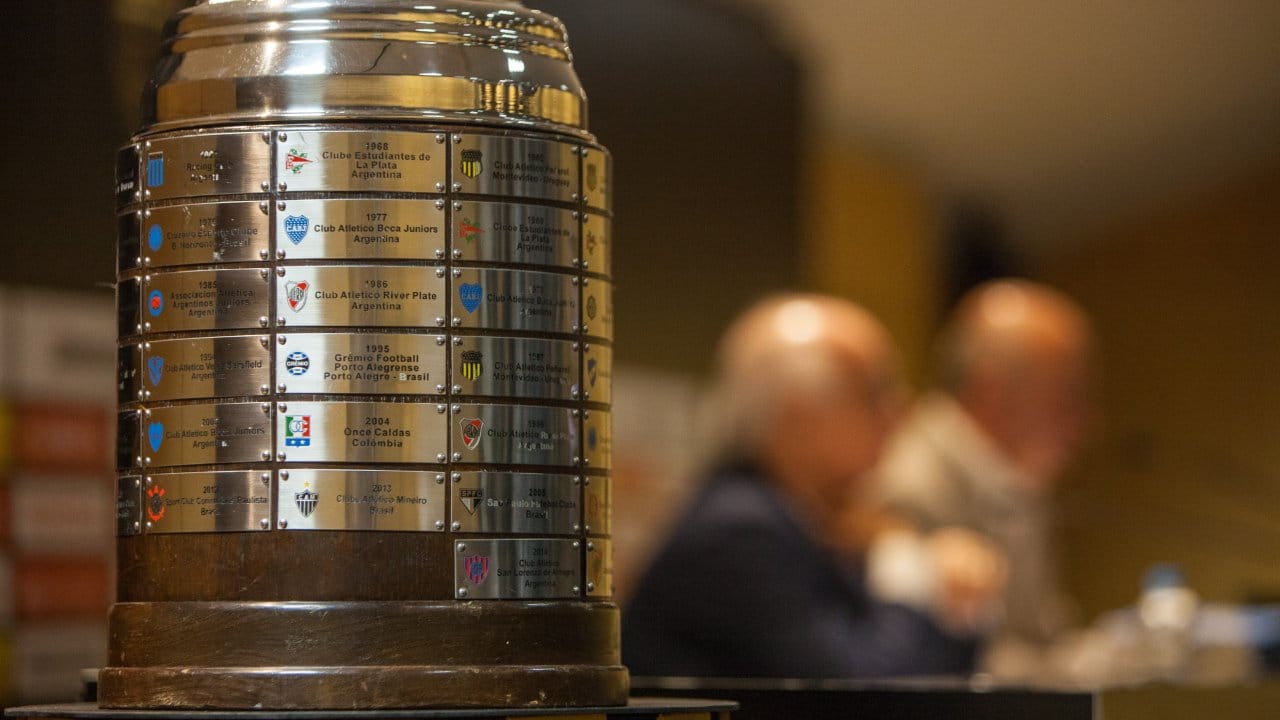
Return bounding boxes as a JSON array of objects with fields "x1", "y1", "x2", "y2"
[{"x1": 460, "y1": 350, "x2": 483, "y2": 381}]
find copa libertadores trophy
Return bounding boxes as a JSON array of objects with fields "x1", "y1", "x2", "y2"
[{"x1": 109, "y1": 0, "x2": 619, "y2": 709}]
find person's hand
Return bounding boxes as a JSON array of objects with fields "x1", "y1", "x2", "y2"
[{"x1": 925, "y1": 527, "x2": 1007, "y2": 635}]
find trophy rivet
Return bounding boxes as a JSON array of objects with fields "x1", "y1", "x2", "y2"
[
  {"x1": 436, "y1": 317, "x2": 446, "y2": 327},
  {"x1": 277, "y1": 132, "x2": 287, "y2": 141},
  {"x1": 457, "y1": 588, "x2": 468, "y2": 598},
  {"x1": 436, "y1": 384, "x2": 446, "y2": 393},
  {"x1": 259, "y1": 316, "x2": 270, "y2": 328},
  {"x1": 435, "y1": 474, "x2": 445, "y2": 483},
  {"x1": 260, "y1": 403, "x2": 271, "y2": 413},
  {"x1": 572, "y1": 541, "x2": 581, "y2": 550},
  {"x1": 436, "y1": 267, "x2": 445, "y2": 278},
  {"x1": 260, "y1": 384, "x2": 270, "y2": 394},
  {"x1": 450, "y1": 521, "x2": 461, "y2": 531},
  {"x1": 435, "y1": 248, "x2": 445, "y2": 259},
  {"x1": 451, "y1": 404, "x2": 461, "y2": 414},
  {"x1": 457, "y1": 543, "x2": 467, "y2": 552},
  {"x1": 436, "y1": 520, "x2": 446, "y2": 530},
  {"x1": 277, "y1": 451, "x2": 287, "y2": 461},
  {"x1": 278, "y1": 335, "x2": 288, "y2": 345},
  {"x1": 451, "y1": 182, "x2": 462, "y2": 192},
  {"x1": 435, "y1": 182, "x2": 445, "y2": 192},
  {"x1": 435, "y1": 336, "x2": 446, "y2": 346},
  {"x1": 259, "y1": 519, "x2": 270, "y2": 530},
  {"x1": 451, "y1": 269, "x2": 461, "y2": 278},
  {"x1": 278, "y1": 519, "x2": 288, "y2": 529},
  {"x1": 452, "y1": 201, "x2": 463, "y2": 211},
  {"x1": 278, "y1": 403, "x2": 288, "y2": 412},
  {"x1": 573, "y1": 524, "x2": 581, "y2": 532},
  {"x1": 451, "y1": 318, "x2": 461, "y2": 327},
  {"x1": 452, "y1": 249, "x2": 463, "y2": 259},
  {"x1": 276, "y1": 250, "x2": 286, "y2": 259},
  {"x1": 261, "y1": 451, "x2": 272, "y2": 460},
  {"x1": 452, "y1": 473, "x2": 462, "y2": 482},
  {"x1": 259, "y1": 269, "x2": 270, "y2": 280},
  {"x1": 260, "y1": 473, "x2": 270, "y2": 483},
  {"x1": 277, "y1": 181, "x2": 288, "y2": 192},
  {"x1": 586, "y1": 582, "x2": 595, "y2": 593},
  {"x1": 133, "y1": 521, "x2": 141, "y2": 532},
  {"x1": 145, "y1": 521, "x2": 153, "y2": 530},
  {"x1": 587, "y1": 541, "x2": 595, "y2": 551},
  {"x1": 573, "y1": 586, "x2": 581, "y2": 594},
  {"x1": 437, "y1": 453, "x2": 447, "y2": 463},
  {"x1": 436, "y1": 404, "x2": 446, "y2": 413},
  {"x1": 275, "y1": 267, "x2": 286, "y2": 277},
  {"x1": 435, "y1": 133, "x2": 446, "y2": 143},
  {"x1": 452, "y1": 134, "x2": 462, "y2": 144},
  {"x1": 452, "y1": 452, "x2": 462, "y2": 462},
  {"x1": 435, "y1": 199, "x2": 446, "y2": 210},
  {"x1": 276, "y1": 383, "x2": 286, "y2": 393},
  {"x1": 260, "y1": 131, "x2": 270, "y2": 143},
  {"x1": 259, "y1": 248, "x2": 269, "y2": 259},
  {"x1": 276, "y1": 201, "x2": 286, "y2": 211},
  {"x1": 145, "y1": 476, "x2": 154, "y2": 486},
  {"x1": 260, "y1": 181, "x2": 270, "y2": 192},
  {"x1": 280, "y1": 470, "x2": 289, "y2": 480},
  {"x1": 451, "y1": 385, "x2": 462, "y2": 394},
  {"x1": 452, "y1": 337, "x2": 463, "y2": 346}
]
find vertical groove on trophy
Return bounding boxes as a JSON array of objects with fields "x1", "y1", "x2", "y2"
[{"x1": 106, "y1": 0, "x2": 623, "y2": 709}]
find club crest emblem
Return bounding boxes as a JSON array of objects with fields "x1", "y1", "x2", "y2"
[
  {"x1": 586, "y1": 162, "x2": 598, "y2": 191},
  {"x1": 147, "y1": 356, "x2": 164, "y2": 386},
  {"x1": 587, "y1": 357, "x2": 598, "y2": 388},
  {"x1": 586, "y1": 295, "x2": 598, "y2": 320},
  {"x1": 285, "y1": 351, "x2": 310, "y2": 376},
  {"x1": 459, "y1": 488, "x2": 483, "y2": 515},
  {"x1": 146, "y1": 152, "x2": 164, "y2": 188},
  {"x1": 147, "y1": 421, "x2": 164, "y2": 452},
  {"x1": 463, "y1": 554, "x2": 489, "y2": 585},
  {"x1": 458, "y1": 283, "x2": 482, "y2": 314},
  {"x1": 284, "y1": 215, "x2": 309, "y2": 245},
  {"x1": 147, "y1": 289, "x2": 164, "y2": 317},
  {"x1": 146, "y1": 484, "x2": 166, "y2": 523},
  {"x1": 460, "y1": 350, "x2": 483, "y2": 381},
  {"x1": 588, "y1": 425, "x2": 598, "y2": 451},
  {"x1": 148, "y1": 224, "x2": 163, "y2": 252},
  {"x1": 285, "y1": 415, "x2": 312, "y2": 447},
  {"x1": 459, "y1": 217, "x2": 483, "y2": 245},
  {"x1": 460, "y1": 417, "x2": 484, "y2": 450},
  {"x1": 295, "y1": 484, "x2": 319, "y2": 518},
  {"x1": 285, "y1": 281, "x2": 309, "y2": 312},
  {"x1": 284, "y1": 149, "x2": 313, "y2": 173},
  {"x1": 586, "y1": 229, "x2": 598, "y2": 256},
  {"x1": 460, "y1": 149, "x2": 483, "y2": 179}
]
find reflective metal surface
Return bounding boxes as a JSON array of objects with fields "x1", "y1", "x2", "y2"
[
  {"x1": 452, "y1": 268, "x2": 578, "y2": 333},
  {"x1": 277, "y1": 265, "x2": 446, "y2": 328},
  {"x1": 277, "y1": 199, "x2": 446, "y2": 261},
  {"x1": 142, "y1": 201, "x2": 270, "y2": 268},
  {"x1": 278, "y1": 332, "x2": 447, "y2": 395},
  {"x1": 117, "y1": 476, "x2": 142, "y2": 537},
  {"x1": 142, "y1": 132, "x2": 272, "y2": 201},
  {"x1": 581, "y1": 278, "x2": 613, "y2": 340},
  {"x1": 451, "y1": 472, "x2": 579, "y2": 535},
  {"x1": 452, "y1": 200, "x2": 578, "y2": 268},
  {"x1": 582, "y1": 410, "x2": 611, "y2": 470},
  {"x1": 452, "y1": 134, "x2": 578, "y2": 203},
  {"x1": 451, "y1": 336, "x2": 578, "y2": 400},
  {"x1": 142, "y1": 471, "x2": 272, "y2": 534},
  {"x1": 454, "y1": 538, "x2": 581, "y2": 599},
  {"x1": 582, "y1": 213, "x2": 612, "y2": 277},
  {"x1": 277, "y1": 469, "x2": 447, "y2": 532},
  {"x1": 143, "y1": 269, "x2": 271, "y2": 334},
  {"x1": 453, "y1": 403, "x2": 578, "y2": 467},
  {"x1": 275, "y1": 129, "x2": 446, "y2": 193},
  {"x1": 581, "y1": 342, "x2": 613, "y2": 404},
  {"x1": 140, "y1": 402, "x2": 272, "y2": 468},
  {"x1": 586, "y1": 538, "x2": 613, "y2": 597},
  {"x1": 140, "y1": 336, "x2": 272, "y2": 402},
  {"x1": 583, "y1": 476, "x2": 611, "y2": 536},
  {"x1": 276, "y1": 401, "x2": 448, "y2": 464}
]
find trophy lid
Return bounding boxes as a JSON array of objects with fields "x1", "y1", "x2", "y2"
[{"x1": 141, "y1": 0, "x2": 590, "y2": 137}]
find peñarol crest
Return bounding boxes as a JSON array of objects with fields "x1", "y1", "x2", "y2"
[
  {"x1": 460, "y1": 149, "x2": 483, "y2": 178},
  {"x1": 460, "y1": 350, "x2": 483, "y2": 381}
]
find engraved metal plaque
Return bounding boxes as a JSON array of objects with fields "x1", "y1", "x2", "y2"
[
  {"x1": 118, "y1": 345, "x2": 141, "y2": 405},
  {"x1": 277, "y1": 265, "x2": 445, "y2": 328},
  {"x1": 143, "y1": 269, "x2": 271, "y2": 334},
  {"x1": 453, "y1": 134, "x2": 577, "y2": 204},
  {"x1": 118, "y1": 212, "x2": 141, "y2": 272},
  {"x1": 582, "y1": 410, "x2": 611, "y2": 470},
  {"x1": 583, "y1": 476, "x2": 610, "y2": 536},
  {"x1": 581, "y1": 343, "x2": 612, "y2": 405},
  {"x1": 452, "y1": 268, "x2": 577, "y2": 334},
  {"x1": 452, "y1": 336, "x2": 578, "y2": 400},
  {"x1": 143, "y1": 132, "x2": 271, "y2": 201},
  {"x1": 454, "y1": 538, "x2": 581, "y2": 599},
  {"x1": 277, "y1": 469, "x2": 446, "y2": 532},
  {"x1": 581, "y1": 212, "x2": 611, "y2": 278},
  {"x1": 118, "y1": 277, "x2": 141, "y2": 337},
  {"x1": 580, "y1": 146, "x2": 612, "y2": 213},
  {"x1": 451, "y1": 472, "x2": 579, "y2": 535},
  {"x1": 117, "y1": 145, "x2": 140, "y2": 206},
  {"x1": 117, "y1": 476, "x2": 142, "y2": 537},
  {"x1": 581, "y1": 279, "x2": 613, "y2": 340},
  {"x1": 278, "y1": 332, "x2": 446, "y2": 395},
  {"x1": 277, "y1": 401, "x2": 447, "y2": 464},
  {"x1": 143, "y1": 335, "x2": 271, "y2": 402},
  {"x1": 452, "y1": 201, "x2": 577, "y2": 268},
  {"x1": 453, "y1": 403, "x2": 578, "y2": 467},
  {"x1": 277, "y1": 130, "x2": 445, "y2": 193},
  {"x1": 142, "y1": 471, "x2": 271, "y2": 534},
  {"x1": 117, "y1": 411, "x2": 139, "y2": 471},
  {"x1": 278, "y1": 198, "x2": 446, "y2": 261},
  {"x1": 143, "y1": 402, "x2": 272, "y2": 468},
  {"x1": 144, "y1": 201, "x2": 270, "y2": 268},
  {"x1": 586, "y1": 538, "x2": 613, "y2": 597}
]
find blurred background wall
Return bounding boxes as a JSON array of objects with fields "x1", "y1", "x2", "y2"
[{"x1": 1, "y1": 0, "x2": 1279, "y2": 703}]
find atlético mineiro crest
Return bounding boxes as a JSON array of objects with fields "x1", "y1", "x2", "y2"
[
  {"x1": 147, "y1": 355, "x2": 165, "y2": 386},
  {"x1": 295, "y1": 484, "x2": 319, "y2": 518},
  {"x1": 463, "y1": 554, "x2": 489, "y2": 585},
  {"x1": 148, "y1": 421, "x2": 164, "y2": 453},
  {"x1": 285, "y1": 149, "x2": 313, "y2": 174},
  {"x1": 459, "y1": 217, "x2": 483, "y2": 245},
  {"x1": 460, "y1": 350, "x2": 483, "y2": 381},
  {"x1": 146, "y1": 484, "x2": 166, "y2": 523},
  {"x1": 285, "y1": 414, "x2": 312, "y2": 447},
  {"x1": 458, "y1": 283, "x2": 482, "y2": 314},
  {"x1": 284, "y1": 215, "x2": 309, "y2": 245},
  {"x1": 460, "y1": 149, "x2": 483, "y2": 179},
  {"x1": 286, "y1": 280, "x2": 309, "y2": 312},
  {"x1": 460, "y1": 417, "x2": 484, "y2": 450}
]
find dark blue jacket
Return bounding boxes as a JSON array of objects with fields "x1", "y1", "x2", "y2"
[{"x1": 622, "y1": 466, "x2": 977, "y2": 678}]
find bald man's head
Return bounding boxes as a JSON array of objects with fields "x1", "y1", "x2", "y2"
[
  {"x1": 937, "y1": 280, "x2": 1093, "y2": 483},
  {"x1": 708, "y1": 294, "x2": 906, "y2": 501}
]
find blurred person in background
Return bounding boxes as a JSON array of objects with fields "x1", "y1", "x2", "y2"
[
  {"x1": 622, "y1": 294, "x2": 1005, "y2": 678},
  {"x1": 875, "y1": 279, "x2": 1094, "y2": 679}
]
